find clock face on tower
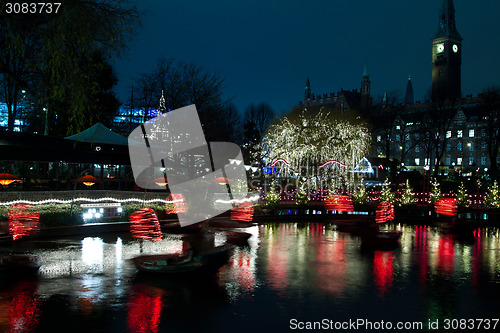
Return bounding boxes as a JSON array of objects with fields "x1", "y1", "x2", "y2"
[
  {"x1": 437, "y1": 44, "x2": 444, "y2": 53},
  {"x1": 453, "y1": 44, "x2": 458, "y2": 53}
]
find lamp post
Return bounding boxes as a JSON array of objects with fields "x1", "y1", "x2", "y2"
[{"x1": 43, "y1": 107, "x2": 49, "y2": 135}]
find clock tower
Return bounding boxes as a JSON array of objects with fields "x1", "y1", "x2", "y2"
[{"x1": 432, "y1": 0, "x2": 462, "y2": 102}]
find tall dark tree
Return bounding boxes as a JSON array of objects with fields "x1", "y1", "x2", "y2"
[
  {"x1": 423, "y1": 97, "x2": 458, "y2": 178},
  {"x1": 0, "y1": 0, "x2": 140, "y2": 134},
  {"x1": 481, "y1": 87, "x2": 500, "y2": 180},
  {"x1": 243, "y1": 102, "x2": 275, "y2": 165},
  {"x1": 0, "y1": 11, "x2": 40, "y2": 131},
  {"x1": 244, "y1": 102, "x2": 275, "y2": 136}
]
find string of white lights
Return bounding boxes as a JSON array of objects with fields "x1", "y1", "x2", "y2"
[
  {"x1": 214, "y1": 195, "x2": 261, "y2": 205},
  {"x1": 0, "y1": 197, "x2": 185, "y2": 206}
]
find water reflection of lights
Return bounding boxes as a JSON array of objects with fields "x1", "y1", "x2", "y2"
[
  {"x1": 219, "y1": 226, "x2": 260, "y2": 301},
  {"x1": 127, "y1": 286, "x2": 163, "y2": 333},
  {"x1": 82, "y1": 237, "x2": 104, "y2": 272}
]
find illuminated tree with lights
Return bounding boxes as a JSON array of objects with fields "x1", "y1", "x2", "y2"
[
  {"x1": 380, "y1": 178, "x2": 395, "y2": 204},
  {"x1": 484, "y1": 181, "x2": 500, "y2": 209},
  {"x1": 296, "y1": 182, "x2": 309, "y2": 206},
  {"x1": 429, "y1": 179, "x2": 442, "y2": 204},
  {"x1": 400, "y1": 179, "x2": 415, "y2": 206},
  {"x1": 259, "y1": 109, "x2": 370, "y2": 191},
  {"x1": 456, "y1": 182, "x2": 469, "y2": 207},
  {"x1": 353, "y1": 185, "x2": 369, "y2": 205},
  {"x1": 264, "y1": 186, "x2": 280, "y2": 209}
]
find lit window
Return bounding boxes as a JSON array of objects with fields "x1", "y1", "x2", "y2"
[
  {"x1": 469, "y1": 157, "x2": 474, "y2": 166},
  {"x1": 396, "y1": 125, "x2": 401, "y2": 130},
  {"x1": 415, "y1": 158, "x2": 420, "y2": 165},
  {"x1": 457, "y1": 158, "x2": 462, "y2": 165},
  {"x1": 469, "y1": 129, "x2": 475, "y2": 137},
  {"x1": 482, "y1": 142, "x2": 487, "y2": 151},
  {"x1": 446, "y1": 131, "x2": 451, "y2": 138},
  {"x1": 457, "y1": 142, "x2": 462, "y2": 151},
  {"x1": 481, "y1": 156, "x2": 487, "y2": 165},
  {"x1": 457, "y1": 130, "x2": 463, "y2": 138},
  {"x1": 377, "y1": 135, "x2": 381, "y2": 142},
  {"x1": 446, "y1": 143, "x2": 451, "y2": 152},
  {"x1": 469, "y1": 142, "x2": 474, "y2": 151}
]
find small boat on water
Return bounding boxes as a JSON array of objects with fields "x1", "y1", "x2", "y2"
[
  {"x1": 0, "y1": 253, "x2": 41, "y2": 276},
  {"x1": 360, "y1": 230, "x2": 402, "y2": 246},
  {"x1": 223, "y1": 230, "x2": 252, "y2": 245},
  {"x1": 133, "y1": 244, "x2": 233, "y2": 277}
]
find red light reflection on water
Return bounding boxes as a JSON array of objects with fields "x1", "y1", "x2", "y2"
[
  {"x1": 437, "y1": 236, "x2": 455, "y2": 274},
  {"x1": 264, "y1": 225, "x2": 290, "y2": 293},
  {"x1": 8, "y1": 282, "x2": 40, "y2": 332},
  {"x1": 373, "y1": 251, "x2": 394, "y2": 296},
  {"x1": 127, "y1": 286, "x2": 163, "y2": 333},
  {"x1": 9, "y1": 204, "x2": 40, "y2": 241},
  {"x1": 222, "y1": 250, "x2": 255, "y2": 292},
  {"x1": 315, "y1": 232, "x2": 347, "y2": 297},
  {"x1": 414, "y1": 225, "x2": 429, "y2": 287},
  {"x1": 472, "y1": 228, "x2": 483, "y2": 286}
]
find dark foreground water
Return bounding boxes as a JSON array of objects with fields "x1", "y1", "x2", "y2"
[{"x1": 0, "y1": 222, "x2": 500, "y2": 332}]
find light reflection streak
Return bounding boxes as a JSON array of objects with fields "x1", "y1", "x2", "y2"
[
  {"x1": 82, "y1": 237, "x2": 104, "y2": 273},
  {"x1": 0, "y1": 223, "x2": 499, "y2": 329}
]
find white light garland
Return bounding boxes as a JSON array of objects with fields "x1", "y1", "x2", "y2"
[{"x1": 0, "y1": 197, "x2": 183, "y2": 206}]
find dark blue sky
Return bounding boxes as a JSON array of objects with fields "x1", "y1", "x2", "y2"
[{"x1": 114, "y1": 0, "x2": 500, "y2": 114}]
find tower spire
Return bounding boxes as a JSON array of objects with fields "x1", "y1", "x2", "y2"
[
  {"x1": 435, "y1": 0, "x2": 461, "y2": 40},
  {"x1": 405, "y1": 75, "x2": 414, "y2": 105},
  {"x1": 304, "y1": 77, "x2": 311, "y2": 101},
  {"x1": 361, "y1": 60, "x2": 371, "y2": 108},
  {"x1": 432, "y1": 0, "x2": 462, "y2": 102}
]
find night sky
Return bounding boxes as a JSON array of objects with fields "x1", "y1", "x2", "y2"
[{"x1": 113, "y1": 0, "x2": 500, "y2": 115}]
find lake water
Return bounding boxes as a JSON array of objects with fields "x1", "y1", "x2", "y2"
[{"x1": 0, "y1": 222, "x2": 499, "y2": 332}]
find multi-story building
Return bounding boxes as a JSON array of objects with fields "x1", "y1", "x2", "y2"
[{"x1": 301, "y1": 0, "x2": 497, "y2": 177}]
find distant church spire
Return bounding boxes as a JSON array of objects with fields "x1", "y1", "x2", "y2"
[
  {"x1": 305, "y1": 77, "x2": 311, "y2": 101},
  {"x1": 405, "y1": 75, "x2": 414, "y2": 105},
  {"x1": 361, "y1": 61, "x2": 371, "y2": 107},
  {"x1": 363, "y1": 61, "x2": 369, "y2": 78}
]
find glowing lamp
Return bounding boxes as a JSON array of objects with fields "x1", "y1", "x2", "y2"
[
  {"x1": 435, "y1": 198, "x2": 457, "y2": 216},
  {"x1": 75, "y1": 175, "x2": 100, "y2": 187},
  {"x1": 0, "y1": 173, "x2": 20, "y2": 186},
  {"x1": 165, "y1": 193, "x2": 188, "y2": 214},
  {"x1": 375, "y1": 201, "x2": 395, "y2": 223},
  {"x1": 324, "y1": 195, "x2": 354, "y2": 212},
  {"x1": 213, "y1": 177, "x2": 232, "y2": 186},
  {"x1": 231, "y1": 201, "x2": 254, "y2": 222},
  {"x1": 154, "y1": 177, "x2": 168, "y2": 187},
  {"x1": 129, "y1": 207, "x2": 162, "y2": 241}
]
